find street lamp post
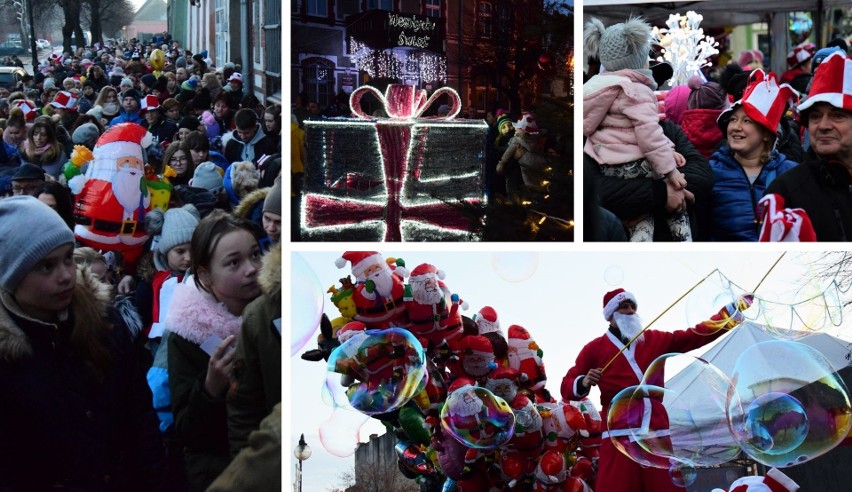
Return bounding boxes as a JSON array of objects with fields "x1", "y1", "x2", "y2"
[{"x1": 293, "y1": 434, "x2": 312, "y2": 492}]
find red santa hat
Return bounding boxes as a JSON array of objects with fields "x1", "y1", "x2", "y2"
[
  {"x1": 335, "y1": 251, "x2": 385, "y2": 280},
  {"x1": 474, "y1": 306, "x2": 500, "y2": 335},
  {"x1": 797, "y1": 51, "x2": 852, "y2": 114},
  {"x1": 786, "y1": 45, "x2": 813, "y2": 69},
  {"x1": 507, "y1": 324, "x2": 532, "y2": 341},
  {"x1": 446, "y1": 376, "x2": 476, "y2": 395},
  {"x1": 487, "y1": 366, "x2": 521, "y2": 385},
  {"x1": 50, "y1": 91, "x2": 78, "y2": 111},
  {"x1": 711, "y1": 468, "x2": 799, "y2": 492},
  {"x1": 337, "y1": 321, "x2": 367, "y2": 343},
  {"x1": 460, "y1": 335, "x2": 494, "y2": 358},
  {"x1": 94, "y1": 123, "x2": 152, "y2": 165},
  {"x1": 408, "y1": 263, "x2": 445, "y2": 282},
  {"x1": 139, "y1": 94, "x2": 161, "y2": 114},
  {"x1": 536, "y1": 449, "x2": 567, "y2": 485},
  {"x1": 603, "y1": 288, "x2": 637, "y2": 321},
  {"x1": 719, "y1": 70, "x2": 798, "y2": 135}
]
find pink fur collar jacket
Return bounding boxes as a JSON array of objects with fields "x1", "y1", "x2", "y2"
[{"x1": 164, "y1": 278, "x2": 242, "y2": 345}]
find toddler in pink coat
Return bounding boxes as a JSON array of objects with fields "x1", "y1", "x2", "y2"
[{"x1": 584, "y1": 16, "x2": 691, "y2": 241}]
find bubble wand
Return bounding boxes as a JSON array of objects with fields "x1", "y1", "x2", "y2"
[{"x1": 601, "y1": 253, "x2": 786, "y2": 373}]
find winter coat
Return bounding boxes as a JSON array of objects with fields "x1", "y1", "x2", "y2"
[
  {"x1": 590, "y1": 119, "x2": 714, "y2": 241},
  {"x1": 109, "y1": 108, "x2": 143, "y2": 127},
  {"x1": 764, "y1": 150, "x2": 852, "y2": 241},
  {"x1": 709, "y1": 145, "x2": 798, "y2": 241},
  {"x1": 679, "y1": 108, "x2": 724, "y2": 160},
  {"x1": 146, "y1": 118, "x2": 178, "y2": 147},
  {"x1": 209, "y1": 404, "x2": 281, "y2": 492},
  {"x1": 21, "y1": 148, "x2": 68, "y2": 180},
  {"x1": 165, "y1": 279, "x2": 243, "y2": 492},
  {"x1": 227, "y1": 243, "x2": 281, "y2": 456},
  {"x1": 0, "y1": 267, "x2": 165, "y2": 491},
  {"x1": 221, "y1": 124, "x2": 275, "y2": 165},
  {"x1": 583, "y1": 69, "x2": 677, "y2": 176},
  {"x1": 498, "y1": 133, "x2": 551, "y2": 186}
]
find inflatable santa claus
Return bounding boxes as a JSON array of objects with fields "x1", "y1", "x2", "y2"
[
  {"x1": 71, "y1": 123, "x2": 154, "y2": 267},
  {"x1": 403, "y1": 263, "x2": 466, "y2": 353},
  {"x1": 335, "y1": 251, "x2": 408, "y2": 329}
]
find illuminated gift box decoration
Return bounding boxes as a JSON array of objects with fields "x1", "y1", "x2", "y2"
[{"x1": 301, "y1": 84, "x2": 486, "y2": 242}]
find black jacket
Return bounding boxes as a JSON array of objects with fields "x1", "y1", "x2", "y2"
[
  {"x1": 589, "y1": 119, "x2": 714, "y2": 241},
  {"x1": 764, "y1": 150, "x2": 852, "y2": 241}
]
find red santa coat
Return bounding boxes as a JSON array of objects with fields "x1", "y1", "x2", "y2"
[
  {"x1": 351, "y1": 277, "x2": 407, "y2": 328},
  {"x1": 403, "y1": 283, "x2": 464, "y2": 350},
  {"x1": 560, "y1": 326, "x2": 727, "y2": 492},
  {"x1": 508, "y1": 325, "x2": 547, "y2": 393},
  {"x1": 74, "y1": 178, "x2": 149, "y2": 264}
]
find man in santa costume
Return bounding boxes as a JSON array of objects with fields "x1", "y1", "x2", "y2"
[
  {"x1": 402, "y1": 263, "x2": 466, "y2": 354},
  {"x1": 711, "y1": 468, "x2": 799, "y2": 492},
  {"x1": 560, "y1": 288, "x2": 751, "y2": 491},
  {"x1": 72, "y1": 122, "x2": 153, "y2": 268},
  {"x1": 335, "y1": 251, "x2": 408, "y2": 329}
]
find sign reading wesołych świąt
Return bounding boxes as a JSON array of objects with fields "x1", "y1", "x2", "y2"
[
  {"x1": 388, "y1": 13, "x2": 437, "y2": 49},
  {"x1": 347, "y1": 9, "x2": 445, "y2": 54}
]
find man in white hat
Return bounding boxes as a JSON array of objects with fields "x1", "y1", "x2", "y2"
[
  {"x1": 766, "y1": 51, "x2": 852, "y2": 241},
  {"x1": 561, "y1": 288, "x2": 752, "y2": 491}
]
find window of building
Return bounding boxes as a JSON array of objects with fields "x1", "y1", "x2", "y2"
[
  {"x1": 304, "y1": 58, "x2": 335, "y2": 109},
  {"x1": 367, "y1": 0, "x2": 393, "y2": 10},
  {"x1": 425, "y1": 0, "x2": 440, "y2": 17},
  {"x1": 307, "y1": 0, "x2": 327, "y2": 16},
  {"x1": 265, "y1": 0, "x2": 282, "y2": 98},
  {"x1": 215, "y1": 0, "x2": 228, "y2": 64},
  {"x1": 476, "y1": 1, "x2": 492, "y2": 38}
]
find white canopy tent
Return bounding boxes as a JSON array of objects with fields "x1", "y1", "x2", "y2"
[{"x1": 583, "y1": 0, "x2": 851, "y2": 74}]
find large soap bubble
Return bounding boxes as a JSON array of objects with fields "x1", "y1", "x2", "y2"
[
  {"x1": 441, "y1": 384, "x2": 515, "y2": 449},
  {"x1": 327, "y1": 327, "x2": 427, "y2": 416},
  {"x1": 727, "y1": 340, "x2": 852, "y2": 467},
  {"x1": 291, "y1": 253, "x2": 324, "y2": 356},
  {"x1": 608, "y1": 353, "x2": 741, "y2": 471}
]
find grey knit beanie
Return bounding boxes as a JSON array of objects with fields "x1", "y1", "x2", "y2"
[
  {"x1": 585, "y1": 16, "x2": 652, "y2": 73},
  {"x1": 190, "y1": 161, "x2": 224, "y2": 191},
  {"x1": 0, "y1": 196, "x2": 75, "y2": 292},
  {"x1": 147, "y1": 204, "x2": 200, "y2": 271},
  {"x1": 72, "y1": 123, "x2": 101, "y2": 149},
  {"x1": 262, "y1": 174, "x2": 282, "y2": 216},
  {"x1": 175, "y1": 56, "x2": 186, "y2": 69}
]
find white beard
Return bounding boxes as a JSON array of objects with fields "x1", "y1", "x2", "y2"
[
  {"x1": 454, "y1": 388, "x2": 483, "y2": 417},
  {"x1": 412, "y1": 278, "x2": 443, "y2": 305},
  {"x1": 613, "y1": 312, "x2": 645, "y2": 345},
  {"x1": 113, "y1": 168, "x2": 143, "y2": 215},
  {"x1": 368, "y1": 267, "x2": 395, "y2": 298}
]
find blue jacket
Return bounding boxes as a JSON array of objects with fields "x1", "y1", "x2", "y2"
[
  {"x1": 709, "y1": 145, "x2": 798, "y2": 241},
  {"x1": 109, "y1": 108, "x2": 143, "y2": 126}
]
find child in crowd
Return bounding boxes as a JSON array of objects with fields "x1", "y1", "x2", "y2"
[{"x1": 584, "y1": 16, "x2": 691, "y2": 241}]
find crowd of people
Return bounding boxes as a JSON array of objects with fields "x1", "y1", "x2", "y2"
[
  {"x1": 0, "y1": 35, "x2": 283, "y2": 491},
  {"x1": 584, "y1": 16, "x2": 852, "y2": 242}
]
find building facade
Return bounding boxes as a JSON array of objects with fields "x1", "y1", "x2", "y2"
[{"x1": 166, "y1": 0, "x2": 281, "y2": 104}]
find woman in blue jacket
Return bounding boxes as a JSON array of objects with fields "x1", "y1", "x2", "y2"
[{"x1": 709, "y1": 73, "x2": 800, "y2": 241}]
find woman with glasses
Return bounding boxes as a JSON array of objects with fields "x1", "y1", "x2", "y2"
[{"x1": 163, "y1": 141, "x2": 194, "y2": 186}]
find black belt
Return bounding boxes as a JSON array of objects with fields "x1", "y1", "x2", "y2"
[
  {"x1": 410, "y1": 312, "x2": 450, "y2": 324},
  {"x1": 358, "y1": 295, "x2": 404, "y2": 314},
  {"x1": 75, "y1": 215, "x2": 139, "y2": 235}
]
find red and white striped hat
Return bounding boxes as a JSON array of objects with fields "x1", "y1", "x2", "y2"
[
  {"x1": 512, "y1": 112, "x2": 540, "y2": 134},
  {"x1": 798, "y1": 51, "x2": 852, "y2": 113},
  {"x1": 719, "y1": 70, "x2": 798, "y2": 134},
  {"x1": 50, "y1": 91, "x2": 78, "y2": 111},
  {"x1": 139, "y1": 94, "x2": 160, "y2": 114},
  {"x1": 14, "y1": 100, "x2": 37, "y2": 120},
  {"x1": 228, "y1": 72, "x2": 242, "y2": 84}
]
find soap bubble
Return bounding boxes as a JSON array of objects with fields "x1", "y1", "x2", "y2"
[
  {"x1": 326, "y1": 327, "x2": 426, "y2": 415},
  {"x1": 491, "y1": 252, "x2": 539, "y2": 283},
  {"x1": 684, "y1": 271, "x2": 746, "y2": 335},
  {"x1": 608, "y1": 354, "x2": 740, "y2": 468},
  {"x1": 318, "y1": 406, "x2": 370, "y2": 457},
  {"x1": 441, "y1": 384, "x2": 515, "y2": 449},
  {"x1": 743, "y1": 392, "x2": 809, "y2": 455},
  {"x1": 727, "y1": 340, "x2": 852, "y2": 467},
  {"x1": 668, "y1": 459, "x2": 697, "y2": 488},
  {"x1": 291, "y1": 253, "x2": 324, "y2": 356}
]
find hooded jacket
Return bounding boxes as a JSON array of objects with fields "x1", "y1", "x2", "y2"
[
  {"x1": 227, "y1": 243, "x2": 281, "y2": 455},
  {"x1": 221, "y1": 124, "x2": 275, "y2": 165},
  {"x1": 165, "y1": 279, "x2": 243, "y2": 491},
  {"x1": 109, "y1": 104, "x2": 143, "y2": 127},
  {"x1": 583, "y1": 69, "x2": 677, "y2": 176},
  {"x1": 709, "y1": 145, "x2": 798, "y2": 241},
  {"x1": 0, "y1": 267, "x2": 165, "y2": 491}
]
